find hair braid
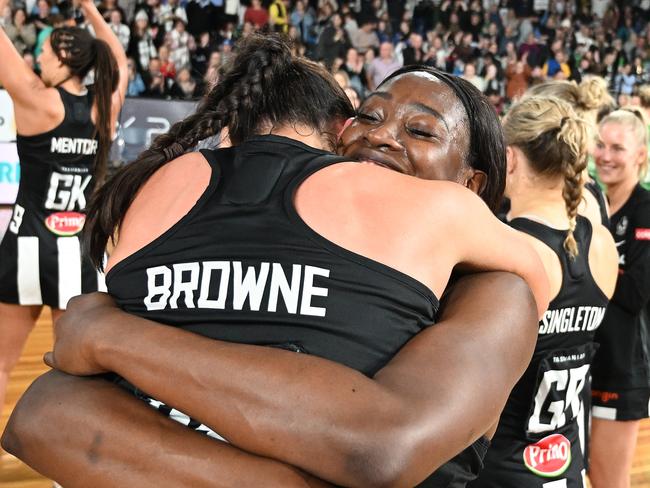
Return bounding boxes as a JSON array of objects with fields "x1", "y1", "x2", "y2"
[
  {"x1": 505, "y1": 96, "x2": 588, "y2": 258},
  {"x1": 83, "y1": 33, "x2": 354, "y2": 268}
]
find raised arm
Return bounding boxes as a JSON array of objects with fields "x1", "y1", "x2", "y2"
[
  {"x1": 78, "y1": 0, "x2": 128, "y2": 121},
  {"x1": 1, "y1": 371, "x2": 330, "y2": 488},
  {"x1": 0, "y1": 0, "x2": 46, "y2": 107},
  {"x1": 39, "y1": 271, "x2": 538, "y2": 487}
]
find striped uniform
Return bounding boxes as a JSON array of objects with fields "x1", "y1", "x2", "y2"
[{"x1": 0, "y1": 88, "x2": 104, "y2": 310}]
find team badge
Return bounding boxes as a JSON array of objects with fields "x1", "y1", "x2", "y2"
[
  {"x1": 616, "y1": 216, "x2": 628, "y2": 236},
  {"x1": 523, "y1": 433, "x2": 571, "y2": 477},
  {"x1": 44, "y1": 211, "x2": 86, "y2": 236}
]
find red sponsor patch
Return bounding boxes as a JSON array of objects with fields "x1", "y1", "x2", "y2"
[
  {"x1": 523, "y1": 433, "x2": 571, "y2": 477},
  {"x1": 44, "y1": 211, "x2": 86, "y2": 236},
  {"x1": 635, "y1": 228, "x2": 650, "y2": 240}
]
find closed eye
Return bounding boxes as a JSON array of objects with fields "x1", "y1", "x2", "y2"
[
  {"x1": 356, "y1": 112, "x2": 380, "y2": 122},
  {"x1": 408, "y1": 127, "x2": 436, "y2": 138}
]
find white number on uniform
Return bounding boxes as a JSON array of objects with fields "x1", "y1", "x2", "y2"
[
  {"x1": 542, "y1": 480, "x2": 568, "y2": 488},
  {"x1": 44, "y1": 172, "x2": 92, "y2": 211},
  {"x1": 527, "y1": 364, "x2": 590, "y2": 434},
  {"x1": 9, "y1": 204, "x2": 25, "y2": 234}
]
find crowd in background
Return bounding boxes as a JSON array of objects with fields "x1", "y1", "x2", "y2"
[{"x1": 0, "y1": 0, "x2": 649, "y2": 108}]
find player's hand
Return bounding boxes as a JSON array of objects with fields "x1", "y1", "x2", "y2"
[{"x1": 44, "y1": 292, "x2": 118, "y2": 375}]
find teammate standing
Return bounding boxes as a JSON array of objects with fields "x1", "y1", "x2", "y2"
[
  {"x1": 0, "y1": 0, "x2": 128, "y2": 411},
  {"x1": 470, "y1": 96, "x2": 618, "y2": 488},
  {"x1": 590, "y1": 107, "x2": 650, "y2": 488}
]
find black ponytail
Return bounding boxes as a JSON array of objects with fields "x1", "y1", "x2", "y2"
[
  {"x1": 84, "y1": 33, "x2": 354, "y2": 269},
  {"x1": 50, "y1": 27, "x2": 118, "y2": 190}
]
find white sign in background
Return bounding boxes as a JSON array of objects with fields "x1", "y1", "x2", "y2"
[
  {"x1": 0, "y1": 90, "x2": 16, "y2": 143},
  {"x1": 0, "y1": 142, "x2": 19, "y2": 205}
]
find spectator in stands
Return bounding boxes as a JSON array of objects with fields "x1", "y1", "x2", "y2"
[
  {"x1": 108, "y1": 8, "x2": 130, "y2": 51},
  {"x1": 290, "y1": 0, "x2": 314, "y2": 47},
  {"x1": 128, "y1": 9, "x2": 157, "y2": 72},
  {"x1": 98, "y1": 0, "x2": 126, "y2": 23},
  {"x1": 157, "y1": 44, "x2": 176, "y2": 83},
  {"x1": 160, "y1": 0, "x2": 187, "y2": 33},
  {"x1": 543, "y1": 49, "x2": 571, "y2": 79},
  {"x1": 350, "y1": 16, "x2": 379, "y2": 55},
  {"x1": 483, "y1": 63, "x2": 503, "y2": 97},
  {"x1": 126, "y1": 56, "x2": 145, "y2": 97},
  {"x1": 143, "y1": 57, "x2": 169, "y2": 98},
  {"x1": 614, "y1": 63, "x2": 637, "y2": 97},
  {"x1": 168, "y1": 17, "x2": 191, "y2": 70},
  {"x1": 317, "y1": 12, "x2": 348, "y2": 70},
  {"x1": 268, "y1": 0, "x2": 289, "y2": 33},
  {"x1": 341, "y1": 46, "x2": 366, "y2": 97},
  {"x1": 505, "y1": 54, "x2": 532, "y2": 101},
  {"x1": 4, "y1": 7, "x2": 36, "y2": 54},
  {"x1": 366, "y1": 40, "x2": 401, "y2": 90},
  {"x1": 29, "y1": 0, "x2": 54, "y2": 35},
  {"x1": 190, "y1": 30, "x2": 213, "y2": 77},
  {"x1": 202, "y1": 49, "x2": 221, "y2": 89},
  {"x1": 243, "y1": 0, "x2": 267, "y2": 31},
  {"x1": 401, "y1": 32, "x2": 425, "y2": 66},
  {"x1": 424, "y1": 35, "x2": 449, "y2": 71},
  {"x1": 169, "y1": 67, "x2": 199, "y2": 99},
  {"x1": 462, "y1": 62, "x2": 485, "y2": 92}
]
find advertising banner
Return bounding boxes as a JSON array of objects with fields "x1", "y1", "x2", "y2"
[
  {"x1": 0, "y1": 90, "x2": 16, "y2": 142},
  {"x1": 0, "y1": 142, "x2": 19, "y2": 205},
  {"x1": 113, "y1": 98, "x2": 197, "y2": 164}
]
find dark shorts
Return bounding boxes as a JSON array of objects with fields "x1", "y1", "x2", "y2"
[{"x1": 592, "y1": 387, "x2": 650, "y2": 421}]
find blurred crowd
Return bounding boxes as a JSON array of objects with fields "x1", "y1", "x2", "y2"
[{"x1": 0, "y1": 0, "x2": 649, "y2": 108}]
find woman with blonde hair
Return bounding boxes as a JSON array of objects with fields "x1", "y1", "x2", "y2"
[
  {"x1": 470, "y1": 96, "x2": 618, "y2": 488},
  {"x1": 590, "y1": 106, "x2": 650, "y2": 488},
  {"x1": 526, "y1": 77, "x2": 616, "y2": 226}
]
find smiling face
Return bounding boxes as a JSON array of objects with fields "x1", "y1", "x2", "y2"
[
  {"x1": 594, "y1": 121, "x2": 647, "y2": 186},
  {"x1": 339, "y1": 72, "x2": 471, "y2": 182}
]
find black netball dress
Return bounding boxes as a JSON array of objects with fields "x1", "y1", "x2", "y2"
[
  {"x1": 470, "y1": 216, "x2": 609, "y2": 488},
  {"x1": 0, "y1": 87, "x2": 104, "y2": 309},
  {"x1": 106, "y1": 134, "x2": 489, "y2": 487}
]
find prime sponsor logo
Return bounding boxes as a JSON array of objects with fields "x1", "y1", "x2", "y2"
[
  {"x1": 523, "y1": 434, "x2": 571, "y2": 477},
  {"x1": 44, "y1": 211, "x2": 86, "y2": 236}
]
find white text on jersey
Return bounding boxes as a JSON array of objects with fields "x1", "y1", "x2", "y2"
[
  {"x1": 50, "y1": 137, "x2": 98, "y2": 155},
  {"x1": 144, "y1": 261, "x2": 330, "y2": 317},
  {"x1": 538, "y1": 306, "x2": 606, "y2": 335}
]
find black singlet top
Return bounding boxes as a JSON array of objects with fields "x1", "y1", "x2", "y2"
[
  {"x1": 497, "y1": 215, "x2": 608, "y2": 438},
  {"x1": 592, "y1": 184, "x2": 650, "y2": 389},
  {"x1": 107, "y1": 135, "x2": 493, "y2": 486},
  {"x1": 585, "y1": 180, "x2": 609, "y2": 227},
  {"x1": 14, "y1": 87, "x2": 97, "y2": 217},
  {"x1": 106, "y1": 135, "x2": 438, "y2": 376}
]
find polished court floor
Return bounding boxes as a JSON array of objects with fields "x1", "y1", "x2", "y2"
[{"x1": 1, "y1": 309, "x2": 649, "y2": 487}]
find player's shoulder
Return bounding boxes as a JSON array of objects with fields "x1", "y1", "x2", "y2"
[{"x1": 312, "y1": 162, "x2": 479, "y2": 210}]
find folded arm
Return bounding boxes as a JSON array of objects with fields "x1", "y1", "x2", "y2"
[
  {"x1": 1, "y1": 371, "x2": 329, "y2": 488},
  {"x1": 36, "y1": 271, "x2": 537, "y2": 487}
]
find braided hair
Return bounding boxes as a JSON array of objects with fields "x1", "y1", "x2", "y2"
[
  {"x1": 50, "y1": 26, "x2": 119, "y2": 189},
  {"x1": 84, "y1": 33, "x2": 354, "y2": 268},
  {"x1": 503, "y1": 96, "x2": 589, "y2": 257}
]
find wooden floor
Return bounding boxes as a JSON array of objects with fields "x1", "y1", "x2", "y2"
[{"x1": 1, "y1": 310, "x2": 649, "y2": 487}]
